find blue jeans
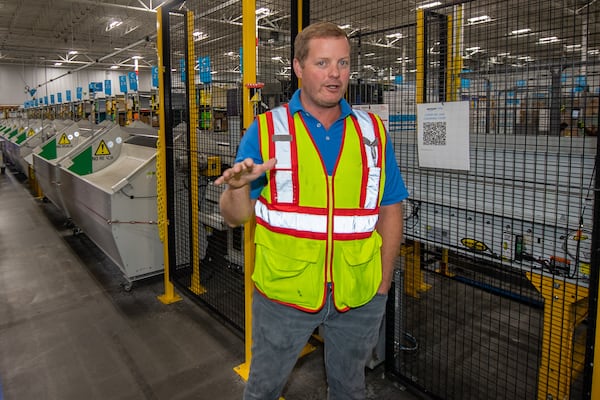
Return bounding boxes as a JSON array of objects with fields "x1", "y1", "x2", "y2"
[{"x1": 243, "y1": 286, "x2": 387, "y2": 400}]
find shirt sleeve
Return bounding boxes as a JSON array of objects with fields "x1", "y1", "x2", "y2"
[
  {"x1": 381, "y1": 132, "x2": 410, "y2": 206},
  {"x1": 234, "y1": 119, "x2": 267, "y2": 200}
]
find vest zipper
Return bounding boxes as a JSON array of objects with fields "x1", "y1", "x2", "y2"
[{"x1": 326, "y1": 175, "x2": 334, "y2": 284}]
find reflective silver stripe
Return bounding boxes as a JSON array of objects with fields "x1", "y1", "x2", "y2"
[
  {"x1": 275, "y1": 170, "x2": 293, "y2": 203},
  {"x1": 272, "y1": 107, "x2": 292, "y2": 169},
  {"x1": 255, "y1": 201, "x2": 327, "y2": 233},
  {"x1": 334, "y1": 214, "x2": 379, "y2": 233},
  {"x1": 353, "y1": 110, "x2": 381, "y2": 209},
  {"x1": 256, "y1": 201, "x2": 377, "y2": 234},
  {"x1": 270, "y1": 107, "x2": 294, "y2": 204},
  {"x1": 353, "y1": 110, "x2": 378, "y2": 168}
]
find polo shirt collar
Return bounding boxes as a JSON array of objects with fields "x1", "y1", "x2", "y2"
[{"x1": 288, "y1": 89, "x2": 354, "y2": 120}]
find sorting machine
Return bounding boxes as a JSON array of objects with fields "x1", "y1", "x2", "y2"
[{"x1": 55, "y1": 121, "x2": 162, "y2": 288}]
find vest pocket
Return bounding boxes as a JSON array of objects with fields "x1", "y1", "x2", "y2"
[
  {"x1": 253, "y1": 232, "x2": 325, "y2": 309},
  {"x1": 333, "y1": 233, "x2": 382, "y2": 308}
]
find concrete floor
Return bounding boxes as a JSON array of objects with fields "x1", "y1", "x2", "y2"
[{"x1": 0, "y1": 168, "x2": 425, "y2": 400}]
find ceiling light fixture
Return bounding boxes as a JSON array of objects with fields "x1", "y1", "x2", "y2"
[
  {"x1": 193, "y1": 31, "x2": 208, "y2": 41},
  {"x1": 417, "y1": 2, "x2": 442, "y2": 9},
  {"x1": 564, "y1": 44, "x2": 582, "y2": 51},
  {"x1": 256, "y1": 7, "x2": 271, "y2": 15},
  {"x1": 467, "y1": 15, "x2": 492, "y2": 25},
  {"x1": 106, "y1": 20, "x2": 123, "y2": 31},
  {"x1": 54, "y1": 62, "x2": 63, "y2": 66},
  {"x1": 510, "y1": 28, "x2": 532, "y2": 36},
  {"x1": 538, "y1": 36, "x2": 560, "y2": 44}
]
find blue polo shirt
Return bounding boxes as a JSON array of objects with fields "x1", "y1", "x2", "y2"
[{"x1": 235, "y1": 89, "x2": 409, "y2": 205}]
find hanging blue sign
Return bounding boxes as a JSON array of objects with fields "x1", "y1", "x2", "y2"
[
  {"x1": 89, "y1": 82, "x2": 103, "y2": 93},
  {"x1": 66, "y1": 90, "x2": 72, "y2": 102},
  {"x1": 104, "y1": 79, "x2": 112, "y2": 96},
  {"x1": 44, "y1": 96, "x2": 49, "y2": 105},
  {"x1": 76, "y1": 87, "x2": 82, "y2": 100},
  {"x1": 394, "y1": 75, "x2": 403, "y2": 85},
  {"x1": 128, "y1": 71, "x2": 138, "y2": 91},
  {"x1": 151, "y1": 66, "x2": 159, "y2": 88},
  {"x1": 50, "y1": 94, "x2": 55, "y2": 104},
  {"x1": 57, "y1": 93, "x2": 62, "y2": 103},
  {"x1": 199, "y1": 56, "x2": 212, "y2": 84},
  {"x1": 180, "y1": 58, "x2": 186, "y2": 82},
  {"x1": 119, "y1": 75, "x2": 128, "y2": 93}
]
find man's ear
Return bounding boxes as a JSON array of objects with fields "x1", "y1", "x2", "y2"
[{"x1": 292, "y1": 58, "x2": 303, "y2": 79}]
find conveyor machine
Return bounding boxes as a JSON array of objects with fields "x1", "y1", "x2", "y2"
[
  {"x1": 397, "y1": 133, "x2": 595, "y2": 400},
  {"x1": 399, "y1": 133, "x2": 594, "y2": 282},
  {"x1": 32, "y1": 120, "x2": 113, "y2": 218},
  {"x1": 57, "y1": 122, "x2": 163, "y2": 287},
  {"x1": 5, "y1": 119, "x2": 62, "y2": 174}
]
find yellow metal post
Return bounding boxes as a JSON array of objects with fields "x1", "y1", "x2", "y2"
[
  {"x1": 526, "y1": 272, "x2": 588, "y2": 400},
  {"x1": 156, "y1": 6, "x2": 182, "y2": 305},
  {"x1": 435, "y1": 247, "x2": 454, "y2": 277},
  {"x1": 408, "y1": 10, "x2": 432, "y2": 298},
  {"x1": 416, "y1": 9, "x2": 425, "y2": 105},
  {"x1": 445, "y1": 15, "x2": 454, "y2": 102},
  {"x1": 185, "y1": 10, "x2": 206, "y2": 296},
  {"x1": 233, "y1": 0, "x2": 258, "y2": 381},
  {"x1": 402, "y1": 241, "x2": 431, "y2": 298}
]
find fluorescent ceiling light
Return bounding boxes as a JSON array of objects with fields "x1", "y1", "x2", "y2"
[
  {"x1": 256, "y1": 7, "x2": 270, "y2": 15},
  {"x1": 417, "y1": 1, "x2": 441, "y2": 9},
  {"x1": 564, "y1": 44, "x2": 581, "y2": 51},
  {"x1": 54, "y1": 62, "x2": 63, "y2": 66},
  {"x1": 193, "y1": 31, "x2": 208, "y2": 41},
  {"x1": 538, "y1": 36, "x2": 559, "y2": 44},
  {"x1": 468, "y1": 15, "x2": 491, "y2": 25},
  {"x1": 386, "y1": 33, "x2": 403, "y2": 39},
  {"x1": 466, "y1": 46, "x2": 481, "y2": 51},
  {"x1": 588, "y1": 49, "x2": 599, "y2": 55},
  {"x1": 497, "y1": 52, "x2": 510, "y2": 57},
  {"x1": 68, "y1": 50, "x2": 78, "y2": 55},
  {"x1": 364, "y1": 53, "x2": 375, "y2": 57},
  {"x1": 106, "y1": 20, "x2": 122, "y2": 31},
  {"x1": 338, "y1": 24, "x2": 351, "y2": 29},
  {"x1": 110, "y1": 65, "x2": 120, "y2": 69},
  {"x1": 511, "y1": 28, "x2": 531, "y2": 35}
]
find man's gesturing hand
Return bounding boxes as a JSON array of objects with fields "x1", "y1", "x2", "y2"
[{"x1": 214, "y1": 157, "x2": 277, "y2": 189}]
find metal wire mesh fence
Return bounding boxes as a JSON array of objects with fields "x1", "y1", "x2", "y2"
[
  {"x1": 160, "y1": 0, "x2": 248, "y2": 332},
  {"x1": 159, "y1": 0, "x2": 599, "y2": 398}
]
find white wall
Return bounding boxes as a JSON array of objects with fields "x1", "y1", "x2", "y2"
[{"x1": 0, "y1": 64, "x2": 153, "y2": 105}]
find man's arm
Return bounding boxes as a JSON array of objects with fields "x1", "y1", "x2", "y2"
[
  {"x1": 376, "y1": 202, "x2": 404, "y2": 294},
  {"x1": 215, "y1": 157, "x2": 276, "y2": 227}
]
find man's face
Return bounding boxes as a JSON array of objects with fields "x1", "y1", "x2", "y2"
[{"x1": 293, "y1": 36, "x2": 351, "y2": 111}]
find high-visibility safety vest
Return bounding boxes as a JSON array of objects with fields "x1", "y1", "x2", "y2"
[{"x1": 253, "y1": 104, "x2": 387, "y2": 312}]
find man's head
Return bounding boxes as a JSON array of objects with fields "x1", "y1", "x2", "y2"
[
  {"x1": 292, "y1": 22, "x2": 352, "y2": 112},
  {"x1": 294, "y1": 22, "x2": 351, "y2": 67}
]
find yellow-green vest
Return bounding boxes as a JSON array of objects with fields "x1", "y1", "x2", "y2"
[{"x1": 253, "y1": 105, "x2": 387, "y2": 311}]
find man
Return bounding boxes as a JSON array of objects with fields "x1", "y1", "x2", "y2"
[{"x1": 215, "y1": 21, "x2": 408, "y2": 400}]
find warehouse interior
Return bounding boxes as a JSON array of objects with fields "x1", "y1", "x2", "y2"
[{"x1": 1, "y1": 0, "x2": 600, "y2": 399}]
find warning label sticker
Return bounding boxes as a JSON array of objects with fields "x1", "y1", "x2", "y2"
[
  {"x1": 58, "y1": 133, "x2": 71, "y2": 145},
  {"x1": 94, "y1": 140, "x2": 111, "y2": 156}
]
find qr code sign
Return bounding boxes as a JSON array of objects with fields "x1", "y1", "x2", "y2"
[{"x1": 423, "y1": 121, "x2": 447, "y2": 145}]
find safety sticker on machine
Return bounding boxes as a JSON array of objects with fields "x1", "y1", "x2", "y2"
[
  {"x1": 58, "y1": 133, "x2": 71, "y2": 145},
  {"x1": 94, "y1": 140, "x2": 111, "y2": 156}
]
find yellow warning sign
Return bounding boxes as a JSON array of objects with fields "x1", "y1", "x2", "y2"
[
  {"x1": 58, "y1": 133, "x2": 71, "y2": 145},
  {"x1": 94, "y1": 140, "x2": 111, "y2": 156}
]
